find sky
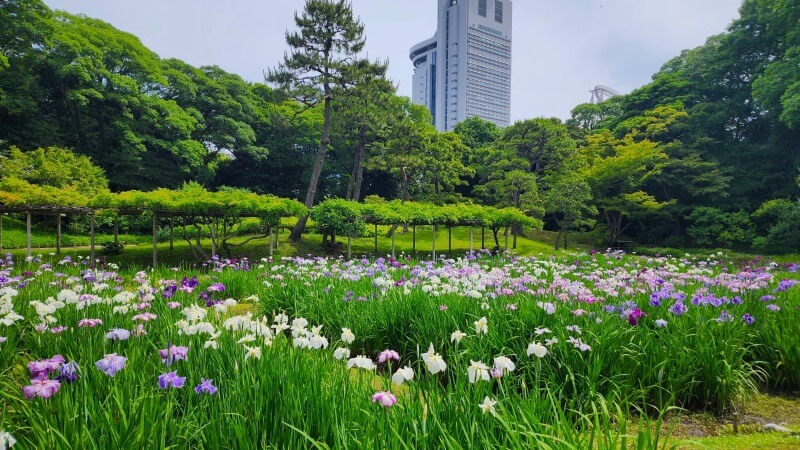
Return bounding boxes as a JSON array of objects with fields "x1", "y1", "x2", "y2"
[{"x1": 43, "y1": 0, "x2": 744, "y2": 121}]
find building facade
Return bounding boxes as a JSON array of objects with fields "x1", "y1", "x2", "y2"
[{"x1": 410, "y1": 0, "x2": 512, "y2": 131}]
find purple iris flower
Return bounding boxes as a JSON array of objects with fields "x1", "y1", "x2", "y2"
[
  {"x1": 194, "y1": 378, "x2": 217, "y2": 395},
  {"x1": 158, "y1": 371, "x2": 186, "y2": 389},
  {"x1": 96, "y1": 354, "x2": 127, "y2": 377},
  {"x1": 162, "y1": 285, "x2": 177, "y2": 299},
  {"x1": 22, "y1": 378, "x2": 61, "y2": 400},
  {"x1": 649, "y1": 293, "x2": 661, "y2": 307},
  {"x1": 669, "y1": 301, "x2": 687, "y2": 316},
  {"x1": 56, "y1": 361, "x2": 79, "y2": 384},
  {"x1": 159, "y1": 345, "x2": 189, "y2": 366},
  {"x1": 741, "y1": 313, "x2": 755, "y2": 325},
  {"x1": 207, "y1": 283, "x2": 226, "y2": 293},
  {"x1": 179, "y1": 276, "x2": 199, "y2": 293},
  {"x1": 377, "y1": 349, "x2": 400, "y2": 364},
  {"x1": 28, "y1": 355, "x2": 65, "y2": 380},
  {"x1": 731, "y1": 296, "x2": 743, "y2": 305},
  {"x1": 766, "y1": 304, "x2": 781, "y2": 312},
  {"x1": 198, "y1": 291, "x2": 211, "y2": 306},
  {"x1": 105, "y1": 328, "x2": 131, "y2": 341},
  {"x1": 627, "y1": 308, "x2": 647, "y2": 326}
]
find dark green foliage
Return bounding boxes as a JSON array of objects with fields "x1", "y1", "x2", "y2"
[{"x1": 685, "y1": 207, "x2": 755, "y2": 249}]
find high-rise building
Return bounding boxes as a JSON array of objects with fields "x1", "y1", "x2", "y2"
[{"x1": 410, "y1": 0, "x2": 512, "y2": 131}]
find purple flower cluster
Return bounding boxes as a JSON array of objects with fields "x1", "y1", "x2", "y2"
[{"x1": 23, "y1": 355, "x2": 78, "y2": 400}]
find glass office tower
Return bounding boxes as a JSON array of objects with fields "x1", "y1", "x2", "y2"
[{"x1": 410, "y1": 0, "x2": 512, "y2": 131}]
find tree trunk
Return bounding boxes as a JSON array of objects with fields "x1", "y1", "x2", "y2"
[
  {"x1": 554, "y1": 227, "x2": 564, "y2": 250},
  {"x1": 291, "y1": 83, "x2": 333, "y2": 242},
  {"x1": 352, "y1": 131, "x2": 367, "y2": 202},
  {"x1": 346, "y1": 132, "x2": 365, "y2": 201}
]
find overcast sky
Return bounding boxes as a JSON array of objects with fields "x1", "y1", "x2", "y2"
[{"x1": 43, "y1": 0, "x2": 743, "y2": 121}]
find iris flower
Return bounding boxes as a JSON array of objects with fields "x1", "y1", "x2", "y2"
[
  {"x1": 467, "y1": 360, "x2": 490, "y2": 384},
  {"x1": 195, "y1": 378, "x2": 217, "y2": 395},
  {"x1": 371, "y1": 391, "x2": 397, "y2": 407},
  {"x1": 377, "y1": 349, "x2": 400, "y2": 364},
  {"x1": 421, "y1": 344, "x2": 447, "y2": 374},
  {"x1": 159, "y1": 345, "x2": 189, "y2": 366},
  {"x1": 478, "y1": 396, "x2": 497, "y2": 416},
  {"x1": 95, "y1": 353, "x2": 126, "y2": 377},
  {"x1": 22, "y1": 378, "x2": 61, "y2": 400},
  {"x1": 391, "y1": 367, "x2": 414, "y2": 386},
  {"x1": 527, "y1": 342, "x2": 548, "y2": 358},
  {"x1": 158, "y1": 371, "x2": 186, "y2": 389},
  {"x1": 474, "y1": 316, "x2": 488, "y2": 334},
  {"x1": 105, "y1": 328, "x2": 130, "y2": 341}
]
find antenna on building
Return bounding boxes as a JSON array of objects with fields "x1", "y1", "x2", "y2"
[{"x1": 589, "y1": 85, "x2": 620, "y2": 104}]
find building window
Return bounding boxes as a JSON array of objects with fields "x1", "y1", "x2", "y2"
[
  {"x1": 478, "y1": 0, "x2": 487, "y2": 17},
  {"x1": 495, "y1": 1, "x2": 503, "y2": 23}
]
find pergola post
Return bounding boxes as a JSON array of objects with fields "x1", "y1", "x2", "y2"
[
  {"x1": 211, "y1": 217, "x2": 217, "y2": 258},
  {"x1": 89, "y1": 212, "x2": 96, "y2": 267},
  {"x1": 391, "y1": 229, "x2": 396, "y2": 259},
  {"x1": 269, "y1": 226, "x2": 274, "y2": 257},
  {"x1": 469, "y1": 226, "x2": 474, "y2": 253},
  {"x1": 113, "y1": 217, "x2": 119, "y2": 245},
  {"x1": 347, "y1": 232, "x2": 352, "y2": 259},
  {"x1": 169, "y1": 218, "x2": 174, "y2": 251},
  {"x1": 275, "y1": 227, "x2": 279, "y2": 246},
  {"x1": 412, "y1": 225, "x2": 416, "y2": 254},
  {"x1": 432, "y1": 224, "x2": 437, "y2": 262},
  {"x1": 56, "y1": 214, "x2": 62, "y2": 254},
  {"x1": 481, "y1": 227, "x2": 485, "y2": 249},
  {"x1": 374, "y1": 223, "x2": 378, "y2": 254},
  {"x1": 152, "y1": 214, "x2": 158, "y2": 268},
  {"x1": 504, "y1": 226, "x2": 509, "y2": 252},
  {"x1": 26, "y1": 212, "x2": 32, "y2": 258}
]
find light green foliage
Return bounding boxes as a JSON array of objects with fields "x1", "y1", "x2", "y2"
[
  {"x1": 311, "y1": 198, "x2": 539, "y2": 231},
  {"x1": 583, "y1": 133, "x2": 672, "y2": 244},
  {"x1": 0, "y1": 146, "x2": 108, "y2": 196},
  {"x1": 93, "y1": 182, "x2": 306, "y2": 223},
  {"x1": 0, "y1": 177, "x2": 89, "y2": 206}
]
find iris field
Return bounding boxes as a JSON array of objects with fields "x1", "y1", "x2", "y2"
[{"x1": 1, "y1": 250, "x2": 799, "y2": 449}]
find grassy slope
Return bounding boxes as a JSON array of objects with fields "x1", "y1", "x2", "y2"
[{"x1": 5, "y1": 226, "x2": 594, "y2": 268}]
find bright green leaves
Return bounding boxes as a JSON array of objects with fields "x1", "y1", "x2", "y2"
[{"x1": 0, "y1": 146, "x2": 108, "y2": 196}]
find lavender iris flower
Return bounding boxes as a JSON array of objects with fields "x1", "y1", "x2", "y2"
[
  {"x1": 669, "y1": 301, "x2": 687, "y2": 316},
  {"x1": 207, "y1": 283, "x2": 226, "y2": 293},
  {"x1": 162, "y1": 285, "x2": 177, "y2": 299},
  {"x1": 96, "y1": 354, "x2": 127, "y2": 377},
  {"x1": 159, "y1": 345, "x2": 189, "y2": 366},
  {"x1": 158, "y1": 371, "x2": 186, "y2": 389},
  {"x1": 105, "y1": 328, "x2": 131, "y2": 341},
  {"x1": 28, "y1": 355, "x2": 65, "y2": 380},
  {"x1": 22, "y1": 378, "x2": 61, "y2": 400},
  {"x1": 194, "y1": 378, "x2": 217, "y2": 395}
]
